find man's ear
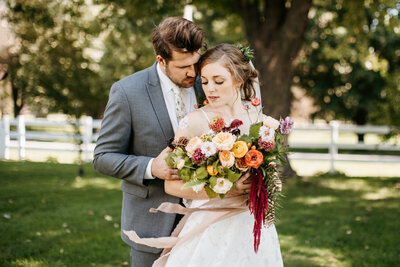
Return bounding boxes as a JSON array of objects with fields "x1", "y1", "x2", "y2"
[{"x1": 156, "y1": 55, "x2": 166, "y2": 69}]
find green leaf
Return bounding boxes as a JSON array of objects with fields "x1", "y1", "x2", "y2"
[
  {"x1": 194, "y1": 166, "x2": 208, "y2": 179},
  {"x1": 249, "y1": 122, "x2": 263, "y2": 138},
  {"x1": 209, "y1": 176, "x2": 218, "y2": 187},
  {"x1": 178, "y1": 168, "x2": 194, "y2": 182},
  {"x1": 165, "y1": 153, "x2": 177, "y2": 167},
  {"x1": 219, "y1": 193, "x2": 226, "y2": 199},
  {"x1": 227, "y1": 169, "x2": 242, "y2": 183},
  {"x1": 181, "y1": 179, "x2": 207, "y2": 189},
  {"x1": 205, "y1": 185, "x2": 219, "y2": 199}
]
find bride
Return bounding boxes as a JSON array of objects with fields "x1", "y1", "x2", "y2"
[{"x1": 162, "y1": 44, "x2": 283, "y2": 267}]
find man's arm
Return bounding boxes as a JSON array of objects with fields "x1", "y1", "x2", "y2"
[{"x1": 93, "y1": 82, "x2": 151, "y2": 187}]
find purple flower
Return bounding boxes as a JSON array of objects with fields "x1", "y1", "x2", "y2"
[
  {"x1": 192, "y1": 148, "x2": 206, "y2": 163},
  {"x1": 280, "y1": 116, "x2": 294, "y2": 134}
]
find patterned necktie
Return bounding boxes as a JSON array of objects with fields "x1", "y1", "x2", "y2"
[{"x1": 172, "y1": 86, "x2": 186, "y2": 121}]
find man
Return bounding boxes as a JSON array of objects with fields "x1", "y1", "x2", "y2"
[{"x1": 93, "y1": 17, "x2": 205, "y2": 266}]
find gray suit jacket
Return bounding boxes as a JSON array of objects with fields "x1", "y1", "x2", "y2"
[{"x1": 93, "y1": 63, "x2": 203, "y2": 254}]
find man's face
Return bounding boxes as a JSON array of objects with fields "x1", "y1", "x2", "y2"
[{"x1": 157, "y1": 50, "x2": 201, "y2": 88}]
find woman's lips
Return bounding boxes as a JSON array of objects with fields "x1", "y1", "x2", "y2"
[{"x1": 208, "y1": 96, "x2": 219, "y2": 102}]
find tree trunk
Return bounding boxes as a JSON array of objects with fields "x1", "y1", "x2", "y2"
[
  {"x1": 238, "y1": 0, "x2": 313, "y2": 178},
  {"x1": 11, "y1": 77, "x2": 24, "y2": 117}
]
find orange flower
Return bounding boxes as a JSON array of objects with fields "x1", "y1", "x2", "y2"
[
  {"x1": 244, "y1": 147, "x2": 264, "y2": 168},
  {"x1": 231, "y1": 141, "x2": 248, "y2": 158},
  {"x1": 207, "y1": 165, "x2": 219, "y2": 176}
]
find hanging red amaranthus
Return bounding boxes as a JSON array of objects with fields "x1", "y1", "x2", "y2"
[{"x1": 248, "y1": 169, "x2": 268, "y2": 253}]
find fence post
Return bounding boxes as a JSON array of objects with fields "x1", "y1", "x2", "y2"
[
  {"x1": 17, "y1": 115, "x2": 26, "y2": 160},
  {"x1": 0, "y1": 115, "x2": 10, "y2": 159},
  {"x1": 82, "y1": 116, "x2": 93, "y2": 163},
  {"x1": 329, "y1": 120, "x2": 339, "y2": 174}
]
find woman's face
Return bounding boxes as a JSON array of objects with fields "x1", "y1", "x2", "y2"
[{"x1": 200, "y1": 61, "x2": 240, "y2": 108}]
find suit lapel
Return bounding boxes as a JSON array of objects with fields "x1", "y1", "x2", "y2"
[{"x1": 145, "y1": 63, "x2": 174, "y2": 140}]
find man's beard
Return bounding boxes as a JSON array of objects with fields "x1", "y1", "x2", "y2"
[{"x1": 165, "y1": 66, "x2": 195, "y2": 88}]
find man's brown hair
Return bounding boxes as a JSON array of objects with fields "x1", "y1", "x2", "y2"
[{"x1": 152, "y1": 17, "x2": 205, "y2": 61}]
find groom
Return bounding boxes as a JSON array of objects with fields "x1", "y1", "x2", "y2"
[{"x1": 93, "y1": 17, "x2": 205, "y2": 266}]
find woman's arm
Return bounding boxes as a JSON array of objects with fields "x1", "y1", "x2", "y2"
[
  {"x1": 165, "y1": 173, "x2": 252, "y2": 199},
  {"x1": 165, "y1": 180, "x2": 209, "y2": 199}
]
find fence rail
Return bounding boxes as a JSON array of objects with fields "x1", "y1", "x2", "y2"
[{"x1": 0, "y1": 115, "x2": 399, "y2": 172}]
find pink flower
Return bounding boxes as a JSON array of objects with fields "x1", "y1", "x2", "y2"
[
  {"x1": 244, "y1": 105, "x2": 250, "y2": 110},
  {"x1": 251, "y1": 97, "x2": 261, "y2": 107},
  {"x1": 192, "y1": 148, "x2": 206, "y2": 163},
  {"x1": 209, "y1": 116, "x2": 225, "y2": 132},
  {"x1": 258, "y1": 139, "x2": 275, "y2": 152}
]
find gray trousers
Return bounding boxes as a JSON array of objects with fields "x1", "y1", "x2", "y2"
[{"x1": 130, "y1": 247, "x2": 161, "y2": 267}]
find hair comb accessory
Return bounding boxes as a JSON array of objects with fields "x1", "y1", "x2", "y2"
[{"x1": 236, "y1": 44, "x2": 254, "y2": 62}]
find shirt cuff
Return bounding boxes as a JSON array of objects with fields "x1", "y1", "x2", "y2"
[{"x1": 144, "y1": 158, "x2": 156, "y2": 179}]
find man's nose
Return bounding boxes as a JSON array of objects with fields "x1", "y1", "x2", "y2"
[{"x1": 186, "y1": 65, "x2": 196, "y2": 77}]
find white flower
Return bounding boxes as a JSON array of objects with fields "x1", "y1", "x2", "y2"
[
  {"x1": 212, "y1": 132, "x2": 236, "y2": 151},
  {"x1": 186, "y1": 137, "x2": 202, "y2": 157},
  {"x1": 176, "y1": 159, "x2": 185, "y2": 170},
  {"x1": 200, "y1": 141, "x2": 217, "y2": 157},
  {"x1": 263, "y1": 116, "x2": 280, "y2": 130},
  {"x1": 192, "y1": 182, "x2": 206, "y2": 193},
  {"x1": 212, "y1": 178, "x2": 233, "y2": 194},
  {"x1": 219, "y1": 151, "x2": 235, "y2": 168},
  {"x1": 178, "y1": 116, "x2": 189, "y2": 129},
  {"x1": 259, "y1": 125, "x2": 275, "y2": 142}
]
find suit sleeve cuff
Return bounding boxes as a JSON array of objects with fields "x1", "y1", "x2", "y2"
[{"x1": 144, "y1": 158, "x2": 156, "y2": 179}]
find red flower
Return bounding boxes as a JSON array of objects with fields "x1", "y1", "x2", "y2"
[
  {"x1": 230, "y1": 119, "x2": 243, "y2": 129},
  {"x1": 244, "y1": 105, "x2": 250, "y2": 110},
  {"x1": 251, "y1": 97, "x2": 261, "y2": 107}
]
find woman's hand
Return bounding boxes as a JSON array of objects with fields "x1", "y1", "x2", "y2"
[{"x1": 226, "y1": 172, "x2": 252, "y2": 197}]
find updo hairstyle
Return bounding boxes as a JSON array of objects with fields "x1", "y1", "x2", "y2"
[{"x1": 199, "y1": 43, "x2": 258, "y2": 101}]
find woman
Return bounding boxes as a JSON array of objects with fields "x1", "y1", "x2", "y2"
[{"x1": 163, "y1": 44, "x2": 283, "y2": 266}]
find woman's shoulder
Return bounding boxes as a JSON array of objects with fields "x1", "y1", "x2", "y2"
[{"x1": 176, "y1": 109, "x2": 209, "y2": 138}]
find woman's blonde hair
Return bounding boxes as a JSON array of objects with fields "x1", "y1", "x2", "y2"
[{"x1": 199, "y1": 44, "x2": 258, "y2": 101}]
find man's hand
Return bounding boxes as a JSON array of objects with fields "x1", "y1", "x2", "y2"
[
  {"x1": 151, "y1": 147, "x2": 179, "y2": 180},
  {"x1": 227, "y1": 172, "x2": 252, "y2": 197}
]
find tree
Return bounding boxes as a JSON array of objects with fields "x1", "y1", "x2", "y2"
[
  {"x1": 3, "y1": 0, "x2": 106, "y2": 118},
  {"x1": 295, "y1": 0, "x2": 400, "y2": 140}
]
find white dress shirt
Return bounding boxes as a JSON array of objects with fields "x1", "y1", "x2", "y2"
[{"x1": 144, "y1": 63, "x2": 197, "y2": 179}]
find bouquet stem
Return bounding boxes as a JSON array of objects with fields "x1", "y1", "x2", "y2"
[{"x1": 248, "y1": 169, "x2": 268, "y2": 253}]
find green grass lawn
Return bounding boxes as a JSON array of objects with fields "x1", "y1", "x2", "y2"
[{"x1": 1, "y1": 161, "x2": 399, "y2": 266}]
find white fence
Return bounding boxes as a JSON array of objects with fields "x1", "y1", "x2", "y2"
[
  {"x1": 288, "y1": 121, "x2": 400, "y2": 173},
  {"x1": 0, "y1": 116, "x2": 399, "y2": 173},
  {"x1": 0, "y1": 115, "x2": 101, "y2": 163}
]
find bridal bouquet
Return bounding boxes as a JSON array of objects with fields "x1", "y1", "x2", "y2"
[{"x1": 166, "y1": 98, "x2": 294, "y2": 252}]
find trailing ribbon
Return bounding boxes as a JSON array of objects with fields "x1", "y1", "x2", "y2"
[
  {"x1": 123, "y1": 195, "x2": 248, "y2": 267},
  {"x1": 248, "y1": 169, "x2": 268, "y2": 253}
]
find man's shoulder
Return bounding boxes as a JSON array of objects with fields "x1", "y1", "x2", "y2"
[{"x1": 116, "y1": 64, "x2": 158, "y2": 91}]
